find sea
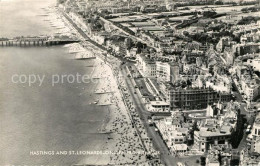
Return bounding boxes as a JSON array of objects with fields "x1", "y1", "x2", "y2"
[{"x1": 0, "y1": 0, "x2": 109, "y2": 165}]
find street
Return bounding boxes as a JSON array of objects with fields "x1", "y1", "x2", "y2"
[{"x1": 121, "y1": 62, "x2": 180, "y2": 166}]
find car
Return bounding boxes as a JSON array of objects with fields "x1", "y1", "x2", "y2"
[
  {"x1": 247, "y1": 125, "x2": 252, "y2": 129},
  {"x1": 246, "y1": 128, "x2": 251, "y2": 134},
  {"x1": 246, "y1": 137, "x2": 252, "y2": 142}
]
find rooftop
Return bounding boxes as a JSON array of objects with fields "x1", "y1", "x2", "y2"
[
  {"x1": 197, "y1": 125, "x2": 231, "y2": 138},
  {"x1": 254, "y1": 113, "x2": 260, "y2": 125},
  {"x1": 130, "y1": 21, "x2": 156, "y2": 27},
  {"x1": 142, "y1": 26, "x2": 164, "y2": 31},
  {"x1": 150, "y1": 101, "x2": 169, "y2": 106},
  {"x1": 172, "y1": 144, "x2": 188, "y2": 151}
]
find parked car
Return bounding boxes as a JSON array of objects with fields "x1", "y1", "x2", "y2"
[{"x1": 246, "y1": 128, "x2": 251, "y2": 134}]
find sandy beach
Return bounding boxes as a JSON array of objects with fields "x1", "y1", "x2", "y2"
[{"x1": 63, "y1": 42, "x2": 149, "y2": 165}]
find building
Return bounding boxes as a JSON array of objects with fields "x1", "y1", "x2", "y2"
[
  {"x1": 235, "y1": 43, "x2": 260, "y2": 56},
  {"x1": 193, "y1": 105, "x2": 237, "y2": 153},
  {"x1": 142, "y1": 0, "x2": 166, "y2": 5},
  {"x1": 156, "y1": 61, "x2": 179, "y2": 83},
  {"x1": 164, "y1": 85, "x2": 220, "y2": 110},
  {"x1": 247, "y1": 58, "x2": 260, "y2": 72},
  {"x1": 148, "y1": 100, "x2": 170, "y2": 112},
  {"x1": 252, "y1": 113, "x2": 260, "y2": 139},
  {"x1": 136, "y1": 54, "x2": 179, "y2": 83},
  {"x1": 126, "y1": 47, "x2": 138, "y2": 57},
  {"x1": 136, "y1": 54, "x2": 157, "y2": 77},
  {"x1": 194, "y1": 124, "x2": 232, "y2": 152},
  {"x1": 240, "y1": 74, "x2": 260, "y2": 101},
  {"x1": 223, "y1": 47, "x2": 234, "y2": 66},
  {"x1": 205, "y1": 144, "x2": 233, "y2": 166},
  {"x1": 155, "y1": 112, "x2": 191, "y2": 154},
  {"x1": 205, "y1": 75, "x2": 232, "y2": 94},
  {"x1": 216, "y1": 37, "x2": 232, "y2": 53},
  {"x1": 172, "y1": 144, "x2": 188, "y2": 154},
  {"x1": 240, "y1": 149, "x2": 260, "y2": 166},
  {"x1": 251, "y1": 137, "x2": 260, "y2": 154}
]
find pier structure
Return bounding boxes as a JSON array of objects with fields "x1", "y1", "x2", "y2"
[{"x1": 0, "y1": 35, "x2": 79, "y2": 47}]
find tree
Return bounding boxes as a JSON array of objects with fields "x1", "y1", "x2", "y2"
[
  {"x1": 200, "y1": 156, "x2": 206, "y2": 166},
  {"x1": 183, "y1": 31, "x2": 189, "y2": 36},
  {"x1": 57, "y1": 0, "x2": 66, "y2": 4}
]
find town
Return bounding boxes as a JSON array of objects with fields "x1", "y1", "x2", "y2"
[{"x1": 57, "y1": 0, "x2": 260, "y2": 165}]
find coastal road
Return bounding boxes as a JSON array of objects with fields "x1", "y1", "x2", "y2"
[
  {"x1": 62, "y1": 12, "x2": 107, "y2": 52},
  {"x1": 121, "y1": 64, "x2": 177, "y2": 166}
]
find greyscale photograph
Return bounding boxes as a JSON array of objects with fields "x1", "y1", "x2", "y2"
[{"x1": 0, "y1": 0, "x2": 259, "y2": 165}]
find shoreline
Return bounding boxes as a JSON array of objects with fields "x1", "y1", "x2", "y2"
[
  {"x1": 0, "y1": 1, "x2": 149, "y2": 165},
  {"x1": 33, "y1": 4, "x2": 151, "y2": 165},
  {"x1": 62, "y1": 27, "x2": 149, "y2": 166}
]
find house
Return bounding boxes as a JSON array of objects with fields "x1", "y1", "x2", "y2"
[{"x1": 251, "y1": 137, "x2": 260, "y2": 154}]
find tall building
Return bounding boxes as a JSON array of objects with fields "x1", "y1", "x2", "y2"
[
  {"x1": 160, "y1": 82, "x2": 231, "y2": 110},
  {"x1": 166, "y1": 86, "x2": 219, "y2": 110},
  {"x1": 156, "y1": 61, "x2": 179, "y2": 84},
  {"x1": 136, "y1": 54, "x2": 157, "y2": 77},
  {"x1": 136, "y1": 54, "x2": 179, "y2": 83}
]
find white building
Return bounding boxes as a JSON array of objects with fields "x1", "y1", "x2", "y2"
[
  {"x1": 204, "y1": 74, "x2": 232, "y2": 94},
  {"x1": 136, "y1": 54, "x2": 157, "y2": 77},
  {"x1": 136, "y1": 54, "x2": 179, "y2": 82},
  {"x1": 126, "y1": 48, "x2": 138, "y2": 57},
  {"x1": 155, "y1": 114, "x2": 190, "y2": 154},
  {"x1": 240, "y1": 74, "x2": 260, "y2": 101},
  {"x1": 252, "y1": 113, "x2": 260, "y2": 139},
  {"x1": 251, "y1": 137, "x2": 260, "y2": 154},
  {"x1": 172, "y1": 144, "x2": 188, "y2": 154},
  {"x1": 148, "y1": 101, "x2": 170, "y2": 112},
  {"x1": 247, "y1": 58, "x2": 260, "y2": 72}
]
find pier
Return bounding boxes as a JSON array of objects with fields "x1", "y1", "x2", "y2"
[{"x1": 0, "y1": 35, "x2": 79, "y2": 47}]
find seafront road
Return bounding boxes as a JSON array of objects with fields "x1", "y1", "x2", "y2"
[{"x1": 121, "y1": 62, "x2": 178, "y2": 166}]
